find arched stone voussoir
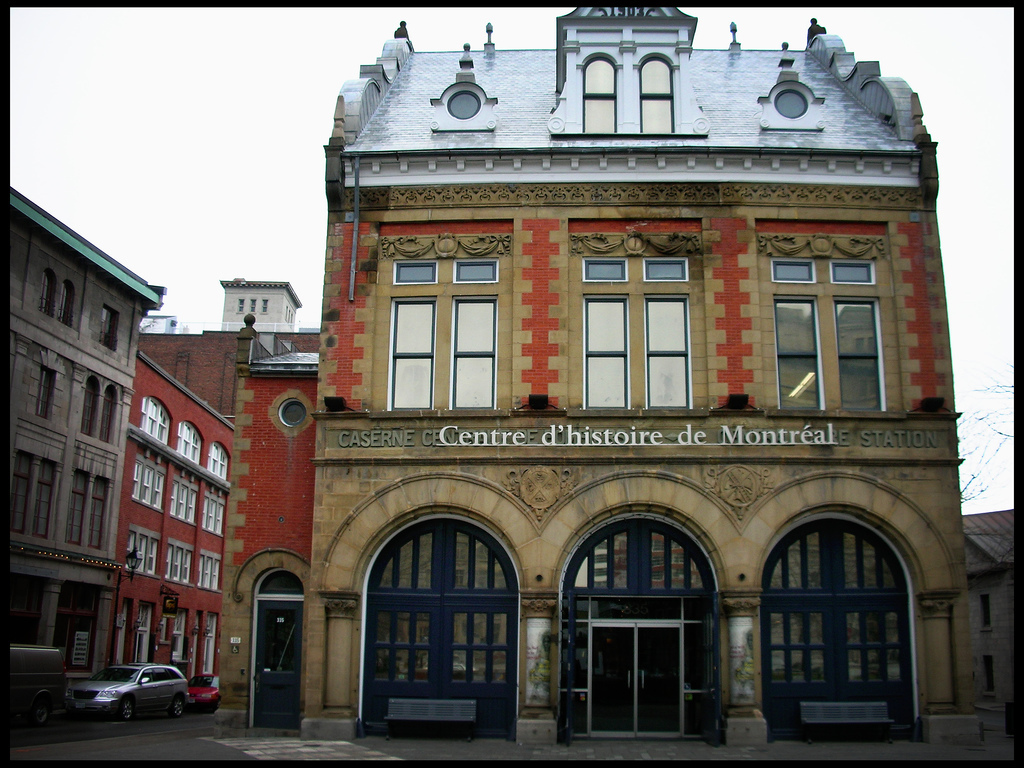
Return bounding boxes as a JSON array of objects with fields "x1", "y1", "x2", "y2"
[
  {"x1": 320, "y1": 471, "x2": 530, "y2": 593},
  {"x1": 229, "y1": 548, "x2": 312, "y2": 604},
  {"x1": 752, "y1": 470, "x2": 955, "y2": 591}
]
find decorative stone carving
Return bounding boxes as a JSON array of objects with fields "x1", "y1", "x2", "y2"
[
  {"x1": 918, "y1": 596, "x2": 954, "y2": 618},
  {"x1": 521, "y1": 595, "x2": 558, "y2": 617},
  {"x1": 504, "y1": 467, "x2": 578, "y2": 522},
  {"x1": 756, "y1": 233, "x2": 886, "y2": 260},
  {"x1": 570, "y1": 231, "x2": 702, "y2": 258},
  {"x1": 379, "y1": 233, "x2": 511, "y2": 260},
  {"x1": 321, "y1": 592, "x2": 360, "y2": 618},
  {"x1": 353, "y1": 183, "x2": 921, "y2": 211},
  {"x1": 704, "y1": 465, "x2": 772, "y2": 520},
  {"x1": 722, "y1": 596, "x2": 761, "y2": 615}
]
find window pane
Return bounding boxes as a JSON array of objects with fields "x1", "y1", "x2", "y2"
[
  {"x1": 455, "y1": 261, "x2": 496, "y2": 282},
  {"x1": 474, "y1": 540, "x2": 489, "y2": 589},
  {"x1": 773, "y1": 261, "x2": 814, "y2": 282},
  {"x1": 776, "y1": 302, "x2": 816, "y2": 353},
  {"x1": 392, "y1": 360, "x2": 432, "y2": 409},
  {"x1": 493, "y1": 650, "x2": 507, "y2": 681},
  {"x1": 395, "y1": 262, "x2": 436, "y2": 284},
  {"x1": 587, "y1": 357, "x2": 626, "y2": 407},
  {"x1": 645, "y1": 260, "x2": 686, "y2": 281},
  {"x1": 650, "y1": 532, "x2": 665, "y2": 589},
  {"x1": 832, "y1": 262, "x2": 873, "y2": 283},
  {"x1": 779, "y1": 359, "x2": 818, "y2": 408},
  {"x1": 585, "y1": 259, "x2": 626, "y2": 281},
  {"x1": 585, "y1": 99, "x2": 615, "y2": 133},
  {"x1": 836, "y1": 304, "x2": 877, "y2": 355},
  {"x1": 647, "y1": 301, "x2": 686, "y2": 352},
  {"x1": 648, "y1": 357, "x2": 688, "y2": 407},
  {"x1": 454, "y1": 358, "x2": 493, "y2": 408},
  {"x1": 394, "y1": 304, "x2": 434, "y2": 353},
  {"x1": 588, "y1": 301, "x2": 625, "y2": 351},
  {"x1": 642, "y1": 100, "x2": 672, "y2": 133},
  {"x1": 417, "y1": 533, "x2": 432, "y2": 589},
  {"x1": 641, "y1": 59, "x2": 671, "y2": 93},
  {"x1": 455, "y1": 302, "x2": 495, "y2": 353},
  {"x1": 585, "y1": 59, "x2": 615, "y2": 93}
]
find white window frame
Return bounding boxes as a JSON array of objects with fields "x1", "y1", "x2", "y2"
[
  {"x1": 583, "y1": 257, "x2": 628, "y2": 282},
  {"x1": 134, "y1": 603, "x2": 152, "y2": 662},
  {"x1": 140, "y1": 397, "x2": 170, "y2": 443},
  {"x1": 132, "y1": 460, "x2": 165, "y2": 510},
  {"x1": 394, "y1": 260, "x2": 438, "y2": 285},
  {"x1": 389, "y1": 299, "x2": 436, "y2": 410},
  {"x1": 834, "y1": 299, "x2": 885, "y2": 410},
  {"x1": 198, "y1": 551, "x2": 221, "y2": 591},
  {"x1": 171, "y1": 612, "x2": 185, "y2": 662},
  {"x1": 643, "y1": 258, "x2": 688, "y2": 282},
  {"x1": 202, "y1": 615, "x2": 217, "y2": 675},
  {"x1": 169, "y1": 480, "x2": 197, "y2": 524},
  {"x1": 165, "y1": 540, "x2": 193, "y2": 584},
  {"x1": 176, "y1": 421, "x2": 201, "y2": 463},
  {"x1": 454, "y1": 259, "x2": 499, "y2": 284},
  {"x1": 202, "y1": 494, "x2": 225, "y2": 535},
  {"x1": 771, "y1": 259, "x2": 816, "y2": 283},
  {"x1": 584, "y1": 296, "x2": 629, "y2": 408},
  {"x1": 774, "y1": 298, "x2": 823, "y2": 409},
  {"x1": 128, "y1": 527, "x2": 160, "y2": 576},
  {"x1": 830, "y1": 260, "x2": 875, "y2": 285},
  {"x1": 450, "y1": 298, "x2": 497, "y2": 409},
  {"x1": 207, "y1": 442, "x2": 228, "y2": 480},
  {"x1": 645, "y1": 297, "x2": 691, "y2": 408}
]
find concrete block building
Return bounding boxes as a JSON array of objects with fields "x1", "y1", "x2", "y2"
[{"x1": 216, "y1": 8, "x2": 978, "y2": 746}]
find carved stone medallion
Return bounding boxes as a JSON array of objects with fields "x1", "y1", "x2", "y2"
[
  {"x1": 504, "y1": 467, "x2": 577, "y2": 522},
  {"x1": 704, "y1": 465, "x2": 773, "y2": 520}
]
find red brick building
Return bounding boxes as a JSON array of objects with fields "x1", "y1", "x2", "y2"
[{"x1": 111, "y1": 352, "x2": 233, "y2": 680}]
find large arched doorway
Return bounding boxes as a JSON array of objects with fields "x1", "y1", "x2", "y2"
[
  {"x1": 252, "y1": 570, "x2": 304, "y2": 729},
  {"x1": 362, "y1": 519, "x2": 519, "y2": 739},
  {"x1": 560, "y1": 517, "x2": 720, "y2": 744},
  {"x1": 760, "y1": 518, "x2": 913, "y2": 739}
]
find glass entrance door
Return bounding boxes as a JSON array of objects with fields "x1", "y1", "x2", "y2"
[{"x1": 591, "y1": 624, "x2": 681, "y2": 736}]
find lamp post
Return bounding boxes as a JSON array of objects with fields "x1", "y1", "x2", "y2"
[{"x1": 107, "y1": 547, "x2": 143, "y2": 666}]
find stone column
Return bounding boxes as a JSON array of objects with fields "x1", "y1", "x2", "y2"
[
  {"x1": 917, "y1": 591, "x2": 980, "y2": 744},
  {"x1": 36, "y1": 578, "x2": 64, "y2": 647},
  {"x1": 722, "y1": 595, "x2": 767, "y2": 746},
  {"x1": 301, "y1": 591, "x2": 359, "y2": 741},
  {"x1": 518, "y1": 593, "x2": 557, "y2": 744}
]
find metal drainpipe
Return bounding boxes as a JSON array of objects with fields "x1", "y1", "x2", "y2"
[{"x1": 348, "y1": 155, "x2": 360, "y2": 302}]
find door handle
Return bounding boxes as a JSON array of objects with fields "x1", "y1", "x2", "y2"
[
  {"x1": 627, "y1": 671, "x2": 631, "y2": 688},
  {"x1": 254, "y1": 672, "x2": 261, "y2": 693},
  {"x1": 641, "y1": 670, "x2": 645, "y2": 688}
]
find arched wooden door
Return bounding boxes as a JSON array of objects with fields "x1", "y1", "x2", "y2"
[
  {"x1": 760, "y1": 519, "x2": 913, "y2": 740},
  {"x1": 362, "y1": 519, "x2": 519, "y2": 739}
]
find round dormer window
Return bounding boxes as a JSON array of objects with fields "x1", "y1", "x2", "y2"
[
  {"x1": 775, "y1": 90, "x2": 809, "y2": 119},
  {"x1": 279, "y1": 399, "x2": 307, "y2": 427},
  {"x1": 447, "y1": 91, "x2": 481, "y2": 120}
]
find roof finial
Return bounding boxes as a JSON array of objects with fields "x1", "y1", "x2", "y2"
[
  {"x1": 729, "y1": 21, "x2": 741, "y2": 52},
  {"x1": 484, "y1": 22, "x2": 496, "y2": 57},
  {"x1": 807, "y1": 17, "x2": 827, "y2": 48}
]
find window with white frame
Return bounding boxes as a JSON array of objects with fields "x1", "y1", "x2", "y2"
[
  {"x1": 176, "y1": 421, "x2": 201, "y2": 463},
  {"x1": 451, "y1": 299, "x2": 497, "y2": 409},
  {"x1": 584, "y1": 58, "x2": 616, "y2": 133},
  {"x1": 645, "y1": 298, "x2": 690, "y2": 407},
  {"x1": 207, "y1": 442, "x2": 228, "y2": 480},
  {"x1": 831, "y1": 261, "x2": 875, "y2": 284},
  {"x1": 132, "y1": 459, "x2": 165, "y2": 509},
  {"x1": 775, "y1": 299, "x2": 821, "y2": 409},
  {"x1": 585, "y1": 297, "x2": 628, "y2": 408},
  {"x1": 640, "y1": 57, "x2": 673, "y2": 133},
  {"x1": 202, "y1": 494, "x2": 225, "y2": 535},
  {"x1": 584, "y1": 258, "x2": 627, "y2": 282},
  {"x1": 394, "y1": 261, "x2": 437, "y2": 284},
  {"x1": 202, "y1": 615, "x2": 217, "y2": 674},
  {"x1": 140, "y1": 397, "x2": 169, "y2": 443},
  {"x1": 771, "y1": 259, "x2": 815, "y2": 283},
  {"x1": 165, "y1": 541, "x2": 193, "y2": 584},
  {"x1": 134, "y1": 603, "x2": 152, "y2": 662},
  {"x1": 835, "y1": 301, "x2": 882, "y2": 410},
  {"x1": 390, "y1": 300, "x2": 436, "y2": 409},
  {"x1": 171, "y1": 612, "x2": 185, "y2": 662},
  {"x1": 198, "y1": 552, "x2": 221, "y2": 591},
  {"x1": 169, "y1": 480, "x2": 197, "y2": 524},
  {"x1": 454, "y1": 260, "x2": 498, "y2": 283},
  {"x1": 128, "y1": 528, "x2": 159, "y2": 575},
  {"x1": 644, "y1": 258, "x2": 688, "y2": 282}
]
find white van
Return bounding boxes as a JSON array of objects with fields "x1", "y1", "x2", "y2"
[{"x1": 10, "y1": 644, "x2": 67, "y2": 726}]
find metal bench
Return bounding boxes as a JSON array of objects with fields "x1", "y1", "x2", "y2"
[
  {"x1": 385, "y1": 698, "x2": 477, "y2": 741},
  {"x1": 800, "y1": 701, "x2": 893, "y2": 743}
]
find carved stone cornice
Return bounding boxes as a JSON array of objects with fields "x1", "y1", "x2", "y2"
[
  {"x1": 379, "y1": 233, "x2": 511, "y2": 260},
  {"x1": 917, "y1": 591, "x2": 958, "y2": 618},
  {"x1": 570, "y1": 232, "x2": 702, "y2": 258},
  {"x1": 350, "y1": 183, "x2": 922, "y2": 211},
  {"x1": 722, "y1": 596, "x2": 761, "y2": 616},
  {"x1": 756, "y1": 233, "x2": 887, "y2": 260},
  {"x1": 504, "y1": 467, "x2": 579, "y2": 523},
  {"x1": 320, "y1": 591, "x2": 360, "y2": 618}
]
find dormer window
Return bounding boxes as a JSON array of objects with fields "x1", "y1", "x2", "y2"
[
  {"x1": 640, "y1": 58, "x2": 673, "y2": 133},
  {"x1": 583, "y1": 58, "x2": 616, "y2": 133},
  {"x1": 448, "y1": 90, "x2": 481, "y2": 120},
  {"x1": 430, "y1": 44, "x2": 497, "y2": 132},
  {"x1": 774, "y1": 89, "x2": 808, "y2": 119}
]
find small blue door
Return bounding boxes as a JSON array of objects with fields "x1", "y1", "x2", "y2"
[{"x1": 253, "y1": 598, "x2": 303, "y2": 729}]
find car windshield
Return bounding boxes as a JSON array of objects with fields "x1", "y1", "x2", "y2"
[
  {"x1": 89, "y1": 667, "x2": 139, "y2": 682},
  {"x1": 190, "y1": 676, "x2": 217, "y2": 687}
]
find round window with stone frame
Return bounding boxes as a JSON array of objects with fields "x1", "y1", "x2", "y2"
[
  {"x1": 447, "y1": 90, "x2": 481, "y2": 120},
  {"x1": 774, "y1": 89, "x2": 809, "y2": 119},
  {"x1": 279, "y1": 398, "x2": 308, "y2": 427}
]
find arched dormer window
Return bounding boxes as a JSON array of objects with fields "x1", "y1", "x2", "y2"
[
  {"x1": 82, "y1": 377, "x2": 100, "y2": 436},
  {"x1": 40, "y1": 269, "x2": 56, "y2": 317},
  {"x1": 177, "y1": 421, "x2": 202, "y2": 463},
  {"x1": 140, "y1": 396, "x2": 169, "y2": 443},
  {"x1": 59, "y1": 280, "x2": 75, "y2": 326},
  {"x1": 583, "y1": 58, "x2": 616, "y2": 133},
  {"x1": 640, "y1": 58, "x2": 673, "y2": 133},
  {"x1": 207, "y1": 442, "x2": 229, "y2": 480}
]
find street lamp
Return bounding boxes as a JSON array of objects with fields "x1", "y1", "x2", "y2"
[{"x1": 108, "y1": 547, "x2": 143, "y2": 666}]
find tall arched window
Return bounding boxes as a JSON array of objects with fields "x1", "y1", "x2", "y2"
[
  {"x1": 81, "y1": 377, "x2": 100, "y2": 435},
  {"x1": 584, "y1": 58, "x2": 616, "y2": 133},
  {"x1": 59, "y1": 280, "x2": 75, "y2": 326},
  {"x1": 40, "y1": 269, "x2": 56, "y2": 316},
  {"x1": 140, "y1": 397, "x2": 169, "y2": 443},
  {"x1": 640, "y1": 58, "x2": 673, "y2": 133},
  {"x1": 99, "y1": 385, "x2": 117, "y2": 442},
  {"x1": 207, "y1": 442, "x2": 229, "y2": 480}
]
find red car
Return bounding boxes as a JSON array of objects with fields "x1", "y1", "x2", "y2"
[{"x1": 186, "y1": 675, "x2": 220, "y2": 712}]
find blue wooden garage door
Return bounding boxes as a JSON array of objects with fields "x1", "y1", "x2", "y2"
[
  {"x1": 761, "y1": 520, "x2": 913, "y2": 740},
  {"x1": 363, "y1": 520, "x2": 518, "y2": 739}
]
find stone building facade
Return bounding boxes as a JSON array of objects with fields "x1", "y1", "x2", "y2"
[
  {"x1": 216, "y1": 8, "x2": 978, "y2": 746},
  {"x1": 10, "y1": 187, "x2": 164, "y2": 675}
]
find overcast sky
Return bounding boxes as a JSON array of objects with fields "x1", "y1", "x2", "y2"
[{"x1": 10, "y1": 7, "x2": 1014, "y2": 513}]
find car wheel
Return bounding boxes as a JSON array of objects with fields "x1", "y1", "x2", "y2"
[
  {"x1": 117, "y1": 696, "x2": 135, "y2": 721},
  {"x1": 168, "y1": 693, "x2": 185, "y2": 718},
  {"x1": 28, "y1": 695, "x2": 51, "y2": 726}
]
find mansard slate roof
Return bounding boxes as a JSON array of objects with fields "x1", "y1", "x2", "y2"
[{"x1": 346, "y1": 47, "x2": 918, "y2": 156}]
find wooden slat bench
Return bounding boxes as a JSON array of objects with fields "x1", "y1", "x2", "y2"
[
  {"x1": 385, "y1": 698, "x2": 477, "y2": 741},
  {"x1": 800, "y1": 701, "x2": 893, "y2": 743}
]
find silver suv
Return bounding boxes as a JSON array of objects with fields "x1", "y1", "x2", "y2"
[{"x1": 65, "y1": 663, "x2": 188, "y2": 720}]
